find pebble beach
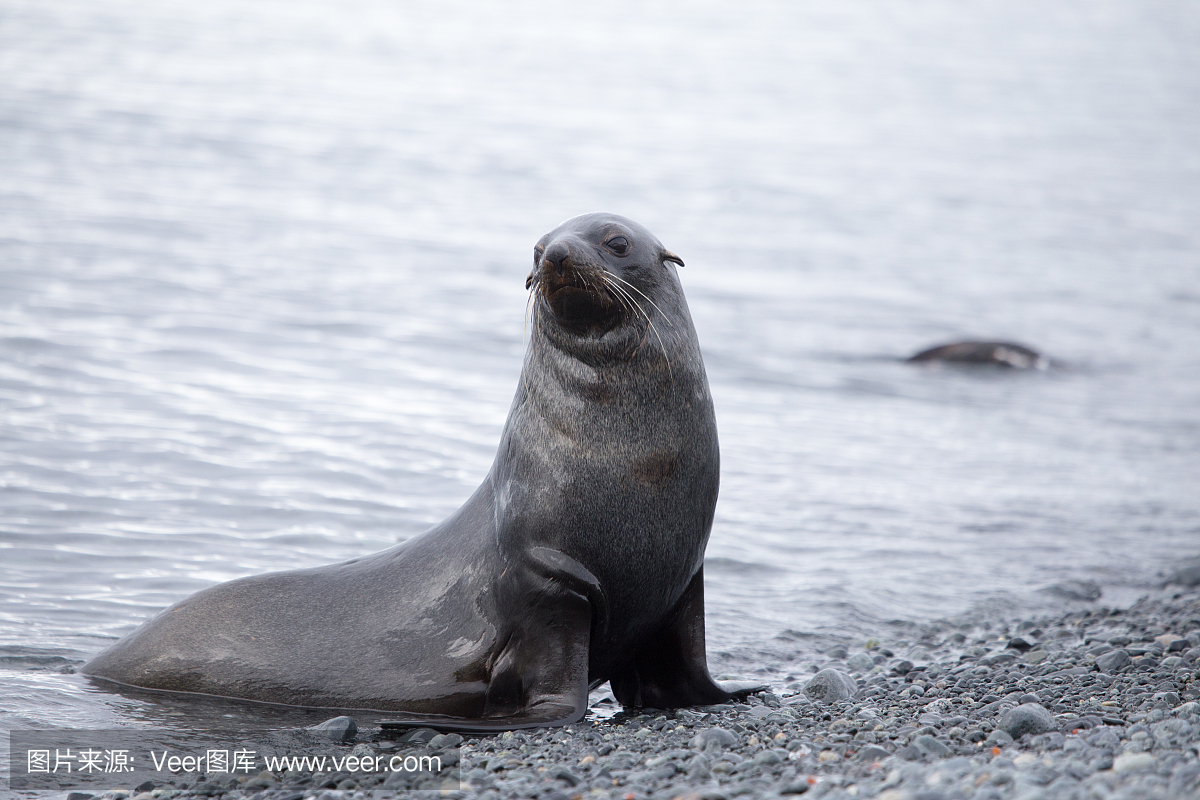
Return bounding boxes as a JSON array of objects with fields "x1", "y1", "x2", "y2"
[{"x1": 43, "y1": 570, "x2": 1200, "y2": 800}]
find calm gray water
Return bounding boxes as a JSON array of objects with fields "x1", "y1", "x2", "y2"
[{"x1": 2, "y1": 0, "x2": 1199, "y2": 734}]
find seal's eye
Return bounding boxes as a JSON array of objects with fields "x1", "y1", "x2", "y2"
[
  {"x1": 534, "y1": 245, "x2": 544, "y2": 264},
  {"x1": 605, "y1": 236, "x2": 630, "y2": 255}
]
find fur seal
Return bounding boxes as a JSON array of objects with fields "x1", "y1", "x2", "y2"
[
  {"x1": 83, "y1": 212, "x2": 758, "y2": 731},
  {"x1": 907, "y1": 341, "x2": 1048, "y2": 369}
]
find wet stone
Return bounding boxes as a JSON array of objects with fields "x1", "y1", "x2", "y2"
[
  {"x1": 856, "y1": 745, "x2": 892, "y2": 761},
  {"x1": 1113, "y1": 752, "x2": 1157, "y2": 772},
  {"x1": 804, "y1": 668, "x2": 858, "y2": 704},
  {"x1": 913, "y1": 734, "x2": 951, "y2": 757},
  {"x1": 999, "y1": 703, "x2": 1057, "y2": 739},
  {"x1": 1096, "y1": 649, "x2": 1132, "y2": 672},
  {"x1": 395, "y1": 727, "x2": 438, "y2": 745},
  {"x1": 753, "y1": 749, "x2": 785, "y2": 765},
  {"x1": 847, "y1": 652, "x2": 874, "y2": 671},
  {"x1": 310, "y1": 715, "x2": 357, "y2": 743},
  {"x1": 428, "y1": 733, "x2": 464, "y2": 749},
  {"x1": 691, "y1": 727, "x2": 738, "y2": 751}
]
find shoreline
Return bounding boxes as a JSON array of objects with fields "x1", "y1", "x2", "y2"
[{"x1": 14, "y1": 583, "x2": 1200, "y2": 800}]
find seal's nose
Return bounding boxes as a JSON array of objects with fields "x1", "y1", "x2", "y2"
[{"x1": 544, "y1": 241, "x2": 570, "y2": 276}]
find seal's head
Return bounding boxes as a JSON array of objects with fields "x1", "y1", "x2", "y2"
[{"x1": 526, "y1": 213, "x2": 685, "y2": 340}]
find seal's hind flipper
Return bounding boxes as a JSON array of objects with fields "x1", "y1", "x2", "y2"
[{"x1": 609, "y1": 566, "x2": 759, "y2": 709}]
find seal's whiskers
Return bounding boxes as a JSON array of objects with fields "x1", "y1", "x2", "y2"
[
  {"x1": 603, "y1": 272, "x2": 676, "y2": 329},
  {"x1": 598, "y1": 272, "x2": 673, "y2": 383}
]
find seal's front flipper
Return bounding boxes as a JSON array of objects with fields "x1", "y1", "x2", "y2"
[
  {"x1": 382, "y1": 548, "x2": 601, "y2": 733},
  {"x1": 609, "y1": 566, "x2": 765, "y2": 709}
]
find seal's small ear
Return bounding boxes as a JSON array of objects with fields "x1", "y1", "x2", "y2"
[{"x1": 662, "y1": 250, "x2": 685, "y2": 267}]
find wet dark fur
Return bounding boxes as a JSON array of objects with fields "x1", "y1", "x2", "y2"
[{"x1": 83, "y1": 213, "x2": 759, "y2": 731}]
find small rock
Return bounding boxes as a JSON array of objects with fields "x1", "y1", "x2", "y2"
[
  {"x1": 1095, "y1": 650, "x2": 1132, "y2": 672},
  {"x1": 804, "y1": 668, "x2": 858, "y2": 704},
  {"x1": 856, "y1": 745, "x2": 891, "y2": 762},
  {"x1": 1113, "y1": 752, "x2": 1157, "y2": 773},
  {"x1": 892, "y1": 659, "x2": 914, "y2": 675},
  {"x1": 428, "y1": 733, "x2": 464, "y2": 749},
  {"x1": 547, "y1": 765, "x2": 581, "y2": 786},
  {"x1": 691, "y1": 727, "x2": 738, "y2": 751},
  {"x1": 1023, "y1": 650, "x2": 1050, "y2": 664},
  {"x1": 396, "y1": 727, "x2": 438, "y2": 745},
  {"x1": 753, "y1": 749, "x2": 785, "y2": 765},
  {"x1": 847, "y1": 653, "x2": 874, "y2": 671},
  {"x1": 134, "y1": 783, "x2": 156, "y2": 794},
  {"x1": 310, "y1": 716, "x2": 357, "y2": 743},
  {"x1": 1007, "y1": 638, "x2": 1033, "y2": 652},
  {"x1": 999, "y1": 704, "x2": 1056, "y2": 739},
  {"x1": 912, "y1": 734, "x2": 951, "y2": 757}
]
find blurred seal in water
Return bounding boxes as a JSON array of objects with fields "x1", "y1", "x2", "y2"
[
  {"x1": 907, "y1": 340, "x2": 1049, "y2": 369},
  {"x1": 84, "y1": 213, "x2": 759, "y2": 731}
]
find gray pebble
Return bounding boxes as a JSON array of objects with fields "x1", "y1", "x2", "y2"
[
  {"x1": 396, "y1": 727, "x2": 438, "y2": 744},
  {"x1": 753, "y1": 749, "x2": 785, "y2": 765},
  {"x1": 912, "y1": 734, "x2": 951, "y2": 757},
  {"x1": 690, "y1": 727, "x2": 738, "y2": 751},
  {"x1": 428, "y1": 732, "x2": 464, "y2": 749},
  {"x1": 856, "y1": 745, "x2": 892, "y2": 761},
  {"x1": 1113, "y1": 752, "x2": 1157, "y2": 772},
  {"x1": 1095, "y1": 649, "x2": 1132, "y2": 672},
  {"x1": 547, "y1": 765, "x2": 582, "y2": 786},
  {"x1": 1002, "y1": 703, "x2": 1058, "y2": 739},
  {"x1": 804, "y1": 668, "x2": 858, "y2": 704},
  {"x1": 309, "y1": 715, "x2": 357, "y2": 743},
  {"x1": 847, "y1": 652, "x2": 874, "y2": 671}
]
